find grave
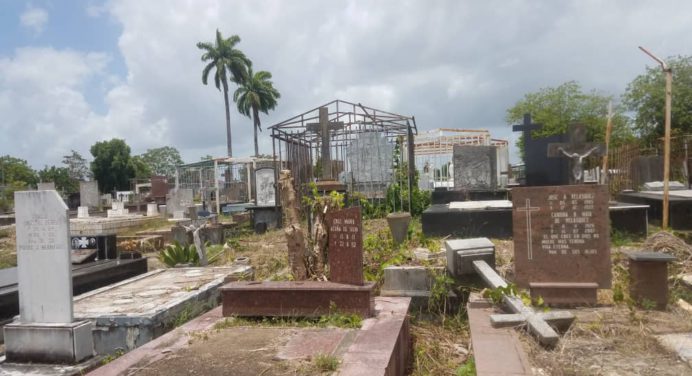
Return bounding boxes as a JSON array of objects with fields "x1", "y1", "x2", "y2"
[
  {"x1": 221, "y1": 206, "x2": 375, "y2": 317},
  {"x1": 630, "y1": 155, "x2": 664, "y2": 189},
  {"x1": 72, "y1": 265, "x2": 252, "y2": 355},
  {"x1": 77, "y1": 206, "x2": 89, "y2": 218},
  {"x1": 166, "y1": 188, "x2": 194, "y2": 217},
  {"x1": 80, "y1": 181, "x2": 100, "y2": 210},
  {"x1": 70, "y1": 234, "x2": 117, "y2": 261},
  {"x1": 444, "y1": 237, "x2": 575, "y2": 347},
  {"x1": 149, "y1": 175, "x2": 168, "y2": 204},
  {"x1": 3, "y1": 190, "x2": 94, "y2": 364},
  {"x1": 422, "y1": 200, "x2": 513, "y2": 238},
  {"x1": 247, "y1": 167, "x2": 281, "y2": 232},
  {"x1": 512, "y1": 185, "x2": 612, "y2": 305},
  {"x1": 146, "y1": 202, "x2": 158, "y2": 216},
  {"x1": 512, "y1": 113, "x2": 569, "y2": 186},
  {"x1": 618, "y1": 189, "x2": 692, "y2": 230}
]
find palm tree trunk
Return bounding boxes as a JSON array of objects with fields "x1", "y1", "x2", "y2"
[
  {"x1": 223, "y1": 88, "x2": 233, "y2": 157},
  {"x1": 253, "y1": 105, "x2": 260, "y2": 157}
]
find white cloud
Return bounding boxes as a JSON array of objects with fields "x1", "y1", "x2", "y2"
[
  {"x1": 4, "y1": 0, "x2": 692, "y2": 169},
  {"x1": 20, "y1": 6, "x2": 49, "y2": 35}
]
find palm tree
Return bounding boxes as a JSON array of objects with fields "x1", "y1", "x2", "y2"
[
  {"x1": 233, "y1": 67, "x2": 281, "y2": 156},
  {"x1": 197, "y1": 30, "x2": 250, "y2": 157}
]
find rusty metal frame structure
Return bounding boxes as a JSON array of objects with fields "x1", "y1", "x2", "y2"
[{"x1": 269, "y1": 99, "x2": 417, "y2": 209}]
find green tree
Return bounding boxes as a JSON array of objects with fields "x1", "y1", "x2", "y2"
[
  {"x1": 130, "y1": 156, "x2": 152, "y2": 180},
  {"x1": 0, "y1": 155, "x2": 37, "y2": 187},
  {"x1": 90, "y1": 139, "x2": 136, "y2": 193},
  {"x1": 139, "y1": 146, "x2": 183, "y2": 177},
  {"x1": 197, "y1": 30, "x2": 251, "y2": 157},
  {"x1": 234, "y1": 68, "x2": 281, "y2": 156},
  {"x1": 37, "y1": 166, "x2": 78, "y2": 194},
  {"x1": 62, "y1": 150, "x2": 91, "y2": 181},
  {"x1": 623, "y1": 55, "x2": 692, "y2": 145},
  {"x1": 506, "y1": 81, "x2": 633, "y2": 160}
]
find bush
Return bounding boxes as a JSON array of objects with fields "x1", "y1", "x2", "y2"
[{"x1": 159, "y1": 241, "x2": 199, "y2": 267}]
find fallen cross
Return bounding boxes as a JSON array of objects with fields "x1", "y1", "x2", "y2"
[{"x1": 446, "y1": 238, "x2": 575, "y2": 347}]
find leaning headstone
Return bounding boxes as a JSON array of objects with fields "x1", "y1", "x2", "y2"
[
  {"x1": 254, "y1": 168, "x2": 276, "y2": 206},
  {"x1": 79, "y1": 181, "x2": 100, "y2": 208},
  {"x1": 37, "y1": 182, "x2": 56, "y2": 191},
  {"x1": 512, "y1": 185, "x2": 611, "y2": 304},
  {"x1": 4, "y1": 190, "x2": 93, "y2": 363},
  {"x1": 453, "y1": 145, "x2": 498, "y2": 190},
  {"x1": 325, "y1": 206, "x2": 364, "y2": 285}
]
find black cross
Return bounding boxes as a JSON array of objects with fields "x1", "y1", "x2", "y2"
[{"x1": 512, "y1": 113, "x2": 542, "y2": 141}]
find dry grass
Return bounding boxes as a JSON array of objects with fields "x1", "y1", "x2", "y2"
[
  {"x1": 0, "y1": 226, "x2": 16, "y2": 268},
  {"x1": 410, "y1": 314, "x2": 471, "y2": 376}
]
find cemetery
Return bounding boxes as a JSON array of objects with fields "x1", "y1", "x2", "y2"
[{"x1": 1, "y1": 14, "x2": 692, "y2": 376}]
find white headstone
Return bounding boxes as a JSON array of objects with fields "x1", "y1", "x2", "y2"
[
  {"x1": 255, "y1": 168, "x2": 276, "y2": 206},
  {"x1": 146, "y1": 203, "x2": 158, "y2": 216},
  {"x1": 79, "y1": 181, "x2": 100, "y2": 208},
  {"x1": 77, "y1": 206, "x2": 89, "y2": 219},
  {"x1": 14, "y1": 190, "x2": 73, "y2": 323}
]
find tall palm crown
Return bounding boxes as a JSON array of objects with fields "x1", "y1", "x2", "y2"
[
  {"x1": 234, "y1": 67, "x2": 281, "y2": 156},
  {"x1": 197, "y1": 29, "x2": 251, "y2": 157}
]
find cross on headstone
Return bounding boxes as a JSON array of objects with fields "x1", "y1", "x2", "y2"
[
  {"x1": 517, "y1": 198, "x2": 540, "y2": 260},
  {"x1": 307, "y1": 106, "x2": 344, "y2": 180},
  {"x1": 512, "y1": 113, "x2": 542, "y2": 141},
  {"x1": 547, "y1": 123, "x2": 605, "y2": 184}
]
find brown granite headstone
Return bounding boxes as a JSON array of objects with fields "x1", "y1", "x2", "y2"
[
  {"x1": 326, "y1": 206, "x2": 364, "y2": 285},
  {"x1": 512, "y1": 185, "x2": 612, "y2": 289}
]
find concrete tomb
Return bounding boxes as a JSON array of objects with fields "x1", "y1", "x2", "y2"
[
  {"x1": 73, "y1": 266, "x2": 252, "y2": 355},
  {"x1": 618, "y1": 189, "x2": 692, "y2": 230},
  {"x1": 445, "y1": 238, "x2": 495, "y2": 276},
  {"x1": 107, "y1": 201, "x2": 129, "y2": 218},
  {"x1": 422, "y1": 200, "x2": 513, "y2": 239},
  {"x1": 512, "y1": 185, "x2": 611, "y2": 305},
  {"x1": 3, "y1": 190, "x2": 94, "y2": 364}
]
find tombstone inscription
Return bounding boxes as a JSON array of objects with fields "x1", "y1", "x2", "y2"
[
  {"x1": 4, "y1": 190, "x2": 94, "y2": 363},
  {"x1": 325, "y1": 206, "x2": 364, "y2": 285},
  {"x1": 512, "y1": 185, "x2": 611, "y2": 289}
]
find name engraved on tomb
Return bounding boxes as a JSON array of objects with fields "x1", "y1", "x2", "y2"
[
  {"x1": 329, "y1": 217, "x2": 360, "y2": 249},
  {"x1": 512, "y1": 185, "x2": 611, "y2": 288},
  {"x1": 540, "y1": 192, "x2": 602, "y2": 256},
  {"x1": 17, "y1": 216, "x2": 60, "y2": 251}
]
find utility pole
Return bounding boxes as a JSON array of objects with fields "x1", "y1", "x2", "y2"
[
  {"x1": 639, "y1": 46, "x2": 673, "y2": 229},
  {"x1": 602, "y1": 101, "x2": 613, "y2": 185}
]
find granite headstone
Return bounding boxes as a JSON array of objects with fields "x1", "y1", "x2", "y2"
[
  {"x1": 453, "y1": 145, "x2": 497, "y2": 190},
  {"x1": 325, "y1": 206, "x2": 364, "y2": 285},
  {"x1": 79, "y1": 181, "x2": 100, "y2": 208},
  {"x1": 255, "y1": 168, "x2": 276, "y2": 206}
]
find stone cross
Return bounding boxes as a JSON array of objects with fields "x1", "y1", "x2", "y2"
[
  {"x1": 307, "y1": 106, "x2": 344, "y2": 180},
  {"x1": 516, "y1": 199, "x2": 540, "y2": 260},
  {"x1": 472, "y1": 260, "x2": 574, "y2": 348},
  {"x1": 512, "y1": 113, "x2": 542, "y2": 141},
  {"x1": 547, "y1": 124, "x2": 605, "y2": 184}
]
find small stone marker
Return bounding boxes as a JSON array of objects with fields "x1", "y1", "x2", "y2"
[
  {"x1": 512, "y1": 185, "x2": 612, "y2": 301},
  {"x1": 325, "y1": 206, "x2": 364, "y2": 285},
  {"x1": 77, "y1": 206, "x2": 90, "y2": 218},
  {"x1": 627, "y1": 251, "x2": 676, "y2": 310},
  {"x1": 445, "y1": 238, "x2": 495, "y2": 276},
  {"x1": 4, "y1": 190, "x2": 93, "y2": 363},
  {"x1": 146, "y1": 203, "x2": 158, "y2": 216}
]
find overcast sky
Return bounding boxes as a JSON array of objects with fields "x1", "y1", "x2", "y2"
[{"x1": 1, "y1": 0, "x2": 691, "y2": 169}]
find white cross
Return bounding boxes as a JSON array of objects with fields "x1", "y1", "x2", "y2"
[{"x1": 517, "y1": 199, "x2": 540, "y2": 260}]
